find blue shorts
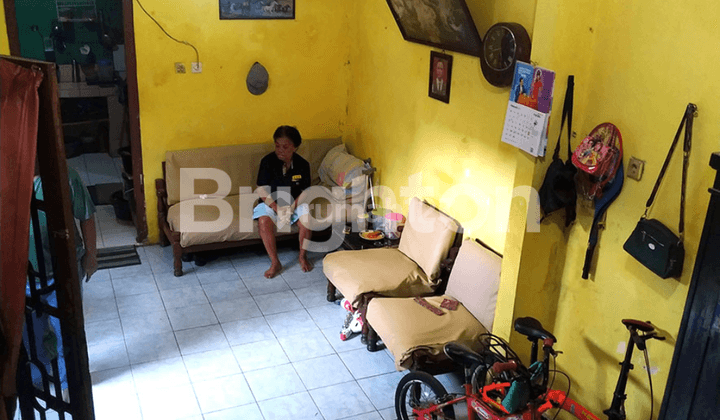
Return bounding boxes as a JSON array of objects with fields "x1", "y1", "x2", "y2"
[{"x1": 252, "y1": 202, "x2": 310, "y2": 225}]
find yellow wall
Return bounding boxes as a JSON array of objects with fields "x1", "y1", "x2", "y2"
[
  {"x1": 135, "y1": 0, "x2": 351, "y2": 242},
  {"x1": 0, "y1": 0, "x2": 10, "y2": 54},
  {"x1": 507, "y1": 0, "x2": 720, "y2": 418},
  {"x1": 346, "y1": 1, "x2": 536, "y2": 254}
]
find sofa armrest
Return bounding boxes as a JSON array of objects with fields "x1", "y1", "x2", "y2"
[{"x1": 156, "y1": 178, "x2": 169, "y2": 217}]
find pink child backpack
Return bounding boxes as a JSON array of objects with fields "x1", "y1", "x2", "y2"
[{"x1": 572, "y1": 122, "x2": 623, "y2": 199}]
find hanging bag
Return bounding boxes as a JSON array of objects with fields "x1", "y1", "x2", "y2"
[
  {"x1": 623, "y1": 103, "x2": 697, "y2": 279},
  {"x1": 539, "y1": 75, "x2": 577, "y2": 226},
  {"x1": 572, "y1": 122, "x2": 623, "y2": 200}
]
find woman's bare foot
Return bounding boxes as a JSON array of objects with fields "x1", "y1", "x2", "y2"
[
  {"x1": 264, "y1": 262, "x2": 282, "y2": 278},
  {"x1": 299, "y1": 256, "x2": 314, "y2": 272}
]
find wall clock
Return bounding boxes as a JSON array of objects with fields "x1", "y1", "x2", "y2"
[{"x1": 481, "y1": 22, "x2": 532, "y2": 87}]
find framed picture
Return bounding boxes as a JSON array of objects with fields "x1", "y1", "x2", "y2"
[
  {"x1": 429, "y1": 51, "x2": 453, "y2": 103},
  {"x1": 220, "y1": 0, "x2": 295, "y2": 20},
  {"x1": 385, "y1": 0, "x2": 482, "y2": 57}
]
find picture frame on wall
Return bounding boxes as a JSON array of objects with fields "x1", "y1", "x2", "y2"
[
  {"x1": 385, "y1": 0, "x2": 482, "y2": 57},
  {"x1": 429, "y1": 51, "x2": 453, "y2": 103},
  {"x1": 219, "y1": 0, "x2": 295, "y2": 20}
]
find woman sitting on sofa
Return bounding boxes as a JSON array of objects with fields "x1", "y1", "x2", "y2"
[{"x1": 254, "y1": 125, "x2": 313, "y2": 278}]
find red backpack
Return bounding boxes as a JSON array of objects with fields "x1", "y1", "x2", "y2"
[{"x1": 572, "y1": 123, "x2": 623, "y2": 199}]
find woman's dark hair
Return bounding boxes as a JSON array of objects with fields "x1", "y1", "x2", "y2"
[{"x1": 273, "y1": 125, "x2": 302, "y2": 147}]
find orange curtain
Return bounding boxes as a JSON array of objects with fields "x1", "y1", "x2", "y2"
[{"x1": 0, "y1": 58, "x2": 44, "y2": 418}]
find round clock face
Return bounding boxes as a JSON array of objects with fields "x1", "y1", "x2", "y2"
[
  {"x1": 481, "y1": 22, "x2": 531, "y2": 88},
  {"x1": 483, "y1": 26, "x2": 516, "y2": 71}
]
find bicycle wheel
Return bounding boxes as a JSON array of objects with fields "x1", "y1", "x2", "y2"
[{"x1": 395, "y1": 371, "x2": 456, "y2": 420}]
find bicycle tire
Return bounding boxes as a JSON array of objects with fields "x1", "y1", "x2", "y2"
[{"x1": 395, "y1": 371, "x2": 456, "y2": 420}]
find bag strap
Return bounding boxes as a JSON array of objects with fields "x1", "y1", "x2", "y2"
[
  {"x1": 643, "y1": 103, "x2": 696, "y2": 241},
  {"x1": 552, "y1": 75, "x2": 574, "y2": 161}
]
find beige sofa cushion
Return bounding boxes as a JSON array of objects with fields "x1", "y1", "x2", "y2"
[
  {"x1": 322, "y1": 248, "x2": 433, "y2": 307},
  {"x1": 367, "y1": 295, "x2": 488, "y2": 370},
  {"x1": 398, "y1": 198, "x2": 459, "y2": 281},
  {"x1": 167, "y1": 194, "x2": 297, "y2": 247},
  {"x1": 444, "y1": 238, "x2": 502, "y2": 332},
  {"x1": 165, "y1": 137, "x2": 342, "y2": 206}
]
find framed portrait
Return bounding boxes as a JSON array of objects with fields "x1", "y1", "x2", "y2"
[
  {"x1": 220, "y1": 0, "x2": 295, "y2": 20},
  {"x1": 385, "y1": 0, "x2": 482, "y2": 57},
  {"x1": 429, "y1": 51, "x2": 453, "y2": 103}
]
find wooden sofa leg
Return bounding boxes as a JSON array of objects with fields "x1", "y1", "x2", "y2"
[
  {"x1": 326, "y1": 280, "x2": 337, "y2": 302},
  {"x1": 159, "y1": 228, "x2": 169, "y2": 247},
  {"x1": 366, "y1": 324, "x2": 379, "y2": 352},
  {"x1": 172, "y1": 242, "x2": 184, "y2": 277},
  {"x1": 359, "y1": 304, "x2": 368, "y2": 344}
]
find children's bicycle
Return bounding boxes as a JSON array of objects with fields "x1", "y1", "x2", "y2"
[{"x1": 395, "y1": 317, "x2": 664, "y2": 420}]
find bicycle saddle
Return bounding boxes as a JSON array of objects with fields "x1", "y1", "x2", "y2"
[
  {"x1": 622, "y1": 319, "x2": 654, "y2": 332},
  {"x1": 514, "y1": 317, "x2": 556, "y2": 342},
  {"x1": 444, "y1": 342, "x2": 483, "y2": 367}
]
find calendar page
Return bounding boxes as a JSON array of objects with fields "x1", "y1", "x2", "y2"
[{"x1": 501, "y1": 102, "x2": 548, "y2": 157}]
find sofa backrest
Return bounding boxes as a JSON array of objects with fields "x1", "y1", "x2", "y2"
[
  {"x1": 444, "y1": 238, "x2": 503, "y2": 332},
  {"x1": 164, "y1": 137, "x2": 342, "y2": 206}
]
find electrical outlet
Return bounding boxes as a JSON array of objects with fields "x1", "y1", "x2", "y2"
[
  {"x1": 627, "y1": 156, "x2": 645, "y2": 181},
  {"x1": 191, "y1": 62, "x2": 202, "y2": 73},
  {"x1": 175, "y1": 63, "x2": 186, "y2": 74}
]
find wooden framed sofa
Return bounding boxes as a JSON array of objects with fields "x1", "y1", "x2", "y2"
[
  {"x1": 365, "y1": 238, "x2": 503, "y2": 374},
  {"x1": 156, "y1": 137, "x2": 370, "y2": 276}
]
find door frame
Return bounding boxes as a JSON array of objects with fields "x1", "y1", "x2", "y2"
[{"x1": 3, "y1": 0, "x2": 148, "y2": 243}]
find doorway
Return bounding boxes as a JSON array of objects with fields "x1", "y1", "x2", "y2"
[{"x1": 3, "y1": 0, "x2": 148, "y2": 246}]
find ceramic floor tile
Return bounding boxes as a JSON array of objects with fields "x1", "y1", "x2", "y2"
[
  {"x1": 116, "y1": 291, "x2": 164, "y2": 319},
  {"x1": 92, "y1": 386, "x2": 143, "y2": 420},
  {"x1": 231, "y1": 338, "x2": 289, "y2": 372},
  {"x1": 221, "y1": 316, "x2": 275, "y2": 346},
  {"x1": 292, "y1": 354, "x2": 354, "y2": 390},
  {"x1": 308, "y1": 303, "x2": 346, "y2": 330},
  {"x1": 195, "y1": 267, "x2": 240, "y2": 285},
  {"x1": 124, "y1": 330, "x2": 181, "y2": 364},
  {"x1": 202, "y1": 403, "x2": 264, "y2": 420},
  {"x1": 109, "y1": 261, "x2": 153, "y2": 280},
  {"x1": 193, "y1": 373, "x2": 255, "y2": 413},
  {"x1": 88, "y1": 339, "x2": 129, "y2": 373},
  {"x1": 310, "y1": 381, "x2": 376, "y2": 420},
  {"x1": 342, "y1": 412, "x2": 385, "y2": 420},
  {"x1": 265, "y1": 308, "x2": 319, "y2": 337},
  {"x1": 293, "y1": 282, "x2": 334, "y2": 308},
  {"x1": 357, "y1": 371, "x2": 406, "y2": 410},
  {"x1": 244, "y1": 364, "x2": 306, "y2": 401},
  {"x1": 321, "y1": 326, "x2": 367, "y2": 353},
  {"x1": 160, "y1": 285, "x2": 209, "y2": 308},
  {"x1": 137, "y1": 383, "x2": 201, "y2": 420},
  {"x1": 83, "y1": 296, "x2": 119, "y2": 323},
  {"x1": 91, "y1": 366, "x2": 136, "y2": 397},
  {"x1": 167, "y1": 303, "x2": 218, "y2": 331},
  {"x1": 278, "y1": 329, "x2": 335, "y2": 362},
  {"x1": 378, "y1": 407, "x2": 396, "y2": 420},
  {"x1": 131, "y1": 356, "x2": 190, "y2": 392},
  {"x1": 112, "y1": 273, "x2": 158, "y2": 297},
  {"x1": 182, "y1": 348, "x2": 242, "y2": 382},
  {"x1": 85, "y1": 318, "x2": 124, "y2": 347},
  {"x1": 87, "y1": 266, "x2": 111, "y2": 282},
  {"x1": 155, "y1": 271, "x2": 201, "y2": 290},
  {"x1": 281, "y1": 269, "x2": 327, "y2": 290},
  {"x1": 254, "y1": 290, "x2": 304, "y2": 315},
  {"x1": 242, "y1": 275, "x2": 290, "y2": 296},
  {"x1": 257, "y1": 391, "x2": 323, "y2": 420},
  {"x1": 120, "y1": 309, "x2": 173, "y2": 337},
  {"x1": 175, "y1": 324, "x2": 230, "y2": 355},
  {"x1": 211, "y1": 296, "x2": 262, "y2": 323},
  {"x1": 338, "y1": 348, "x2": 397, "y2": 379},
  {"x1": 236, "y1": 262, "x2": 275, "y2": 278},
  {"x1": 202, "y1": 279, "x2": 251, "y2": 303},
  {"x1": 82, "y1": 279, "x2": 115, "y2": 300},
  {"x1": 102, "y1": 230, "x2": 139, "y2": 248}
]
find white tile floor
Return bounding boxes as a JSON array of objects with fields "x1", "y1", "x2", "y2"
[
  {"x1": 67, "y1": 153, "x2": 138, "y2": 249},
  {"x1": 82, "y1": 244, "x2": 446, "y2": 420}
]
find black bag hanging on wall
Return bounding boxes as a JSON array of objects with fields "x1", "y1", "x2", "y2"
[
  {"x1": 623, "y1": 103, "x2": 697, "y2": 279},
  {"x1": 539, "y1": 75, "x2": 577, "y2": 226}
]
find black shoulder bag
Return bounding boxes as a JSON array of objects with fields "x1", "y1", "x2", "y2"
[
  {"x1": 623, "y1": 103, "x2": 697, "y2": 279},
  {"x1": 539, "y1": 75, "x2": 577, "y2": 226}
]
